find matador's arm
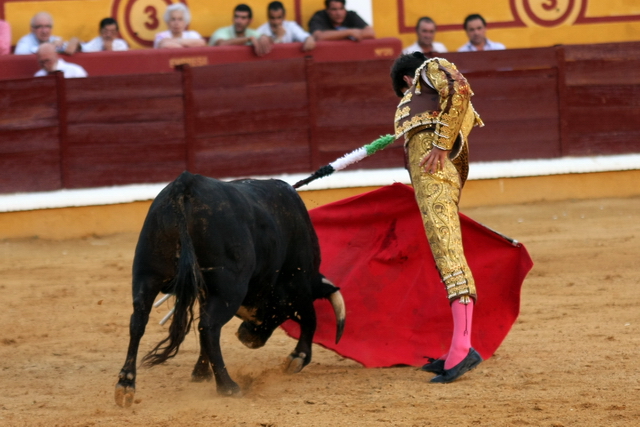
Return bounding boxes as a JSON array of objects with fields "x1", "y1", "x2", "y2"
[{"x1": 417, "y1": 59, "x2": 474, "y2": 151}]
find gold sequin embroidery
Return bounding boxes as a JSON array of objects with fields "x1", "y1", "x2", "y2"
[{"x1": 405, "y1": 131, "x2": 477, "y2": 302}]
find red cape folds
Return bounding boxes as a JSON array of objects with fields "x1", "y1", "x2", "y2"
[{"x1": 281, "y1": 183, "x2": 533, "y2": 368}]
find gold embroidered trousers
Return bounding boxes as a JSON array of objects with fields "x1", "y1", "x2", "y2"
[{"x1": 406, "y1": 130, "x2": 477, "y2": 303}]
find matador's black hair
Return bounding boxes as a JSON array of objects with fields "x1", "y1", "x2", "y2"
[{"x1": 390, "y1": 51, "x2": 427, "y2": 97}]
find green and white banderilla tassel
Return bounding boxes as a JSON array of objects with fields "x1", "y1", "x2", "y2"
[{"x1": 293, "y1": 134, "x2": 395, "y2": 189}]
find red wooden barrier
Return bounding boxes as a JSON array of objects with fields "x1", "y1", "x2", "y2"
[
  {"x1": 309, "y1": 58, "x2": 403, "y2": 168},
  {"x1": 441, "y1": 47, "x2": 562, "y2": 161},
  {"x1": 63, "y1": 72, "x2": 186, "y2": 188},
  {"x1": 190, "y1": 58, "x2": 312, "y2": 177},
  {"x1": 0, "y1": 76, "x2": 61, "y2": 192},
  {"x1": 0, "y1": 41, "x2": 639, "y2": 195},
  {"x1": 561, "y1": 43, "x2": 640, "y2": 156}
]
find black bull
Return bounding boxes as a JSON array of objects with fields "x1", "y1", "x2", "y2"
[{"x1": 115, "y1": 171, "x2": 346, "y2": 407}]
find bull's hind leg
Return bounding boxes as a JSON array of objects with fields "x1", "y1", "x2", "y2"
[
  {"x1": 284, "y1": 299, "x2": 316, "y2": 374},
  {"x1": 191, "y1": 334, "x2": 213, "y2": 382},
  {"x1": 198, "y1": 295, "x2": 243, "y2": 396},
  {"x1": 115, "y1": 279, "x2": 159, "y2": 407}
]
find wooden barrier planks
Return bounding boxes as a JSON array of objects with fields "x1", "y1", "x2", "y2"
[
  {"x1": 0, "y1": 41, "x2": 638, "y2": 196},
  {"x1": 445, "y1": 47, "x2": 559, "y2": 74},
  {"x1": 469, "y1": 68, "x2": 562, "y2": 161},
  {"x1": 442, "y1": 47, "x2": 562, "y2": 161},
  {"x1": 190, "y1": 58, "x2": 312, "y2": 177},
  {"x1": 0, "y1": 76, "x2": 61, "y2": 192},
  {"x1": 562, "y1": 42, "x2": 640, "y2": 156},
  {"x1": 309, "y1": 58, "x2": 404, "y2": 169},
  {"x1": 63, "y1": 73, "x2": 187, "y2": 188}
]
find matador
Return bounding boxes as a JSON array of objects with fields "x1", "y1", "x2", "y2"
[{"x1": 391, "y1": 52, "x2": 484, "y2": 383}]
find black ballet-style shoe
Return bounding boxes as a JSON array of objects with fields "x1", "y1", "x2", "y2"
[
  {"x1": 420, "y1": 358, "x2": 445, "y2": 375},
  {"x1": 429, "y1": 348, "x2": 483, "y2": 384}
]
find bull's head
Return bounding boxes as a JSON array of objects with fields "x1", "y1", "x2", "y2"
[
  {"x1": 235, "y1": 274, "x2": 345, "y2": 349},
  {"x1": 234, "y1": 297, "x2": 290, "y2": 349},
  {"x1": 236, "y1": 318, "x2": 277, "y2": 349}
]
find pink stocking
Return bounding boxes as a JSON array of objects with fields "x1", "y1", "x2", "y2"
[{"x1": 444, "y1": 298, "x2": 474, "y2": 370}]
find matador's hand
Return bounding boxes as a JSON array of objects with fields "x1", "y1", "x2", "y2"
[{"x1": 420, "y1": 147, "x2": 450, "y2": 174}]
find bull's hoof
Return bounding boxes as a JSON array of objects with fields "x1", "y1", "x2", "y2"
[
  {"x1": 114, "y1": 384, "x2": 135, "y2": 408},
  {"x1": 192, "y1": 372, "x2": 213, "y2": 382},
  {"x1": 283, "y1": 352, "x2": 306, "y2": 374},
  {"x1": 217, "y1": 382, "x2": 242, "y2": 397}
]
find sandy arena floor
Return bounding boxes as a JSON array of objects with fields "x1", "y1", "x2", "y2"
[{"x1": 1, "y1": 195, "x2": 639, "y2": 426}]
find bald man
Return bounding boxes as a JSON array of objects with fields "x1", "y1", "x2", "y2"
[
  {"x1": 34, "y1": 43, "x2": 87, "y2": 78},
  {"x1": 15, "y1": 12, "x2": 79, "y2": 55}
]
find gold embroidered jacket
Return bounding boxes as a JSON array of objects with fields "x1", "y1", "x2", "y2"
[{"x1": 394, "y1": 58, "x2": 483, "y2": 184}]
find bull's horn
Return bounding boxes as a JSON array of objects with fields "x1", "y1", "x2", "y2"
[{"x1": 329, "y1": 290, "x2": 346, "y2": 344}]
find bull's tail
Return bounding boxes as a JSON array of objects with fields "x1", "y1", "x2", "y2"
[{"x1": 142, "y1": 174, "x2": 204, "y2": 367}]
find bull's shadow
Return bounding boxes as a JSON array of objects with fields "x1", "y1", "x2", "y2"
[{"x1": 115, "y1": 171, "x2": 345, "y2": 407}]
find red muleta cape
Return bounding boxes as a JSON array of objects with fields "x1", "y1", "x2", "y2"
[{"x1": 281, "y1": 183, "x2": 533, "y2": 368}]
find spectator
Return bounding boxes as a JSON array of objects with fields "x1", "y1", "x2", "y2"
[
  {"x1": 81, "y1": 18, "x2": 128, "y2": 52},
  {"x1": 403, "y1": 17, "x2": 447, "y2": 55},
  {"x1": 209, "y1": 4, "x2": 271, "y2": 56},
  {"x1": 458, "y1": 14, "x2": 505, "y2": 52},
  {"x1": 308, "y1": 0, "x2": 375, "y2": 42},
  {"x1": 15, "y1": 12, "x2": 79, "y2": 55},
  {"x1": 0, "y1": 19, "x2": 11, "y2": 55},
  {"x1": 257, "y1": 1, "x2": 315, "y2": 51},
  {"x1": 34, "y1": 43, "x2": 87, "y2": 78},
  {"x1": 154, "y1": 3, "x2": 205, "y2": 49}
]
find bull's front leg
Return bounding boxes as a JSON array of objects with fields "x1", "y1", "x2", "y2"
[
  {"x1": 284, "y1": 300, "x2": 316, "y2": 374},
  {"x1": 114, "y1": 290, "x2": 156, "y2": 407}
]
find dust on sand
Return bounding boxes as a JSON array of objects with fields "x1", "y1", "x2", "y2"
[{"x1": 1, "y1": 196, "x2": 639, "y2": 426}]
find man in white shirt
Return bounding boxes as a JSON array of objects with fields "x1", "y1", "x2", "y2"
[
  {"x1": 402, "y1": 17, "x2": 447, "y2": 55},
  {"x1": 34, "y1": 43, "x2": 87, "y2": 78},
  {"x1": 15, "y1": 12, "x2": 78, "y2": 55},
  {"x1": 81, "y1": 18, "x2": 128, "y2": 52},
  {"x1": 457, "y1": 14, "x2": 505, "y2": 52},
  {"x1": 257, "y1": 1, "x2": 315, "y2": 51}
]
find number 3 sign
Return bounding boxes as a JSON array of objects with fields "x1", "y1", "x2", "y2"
[
  {"x1": 520, "y1": 0, "x2": 579, "y2": 27},
  {"x1": 111, "y1": 0, "x2": 187, "y2": 48}
]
